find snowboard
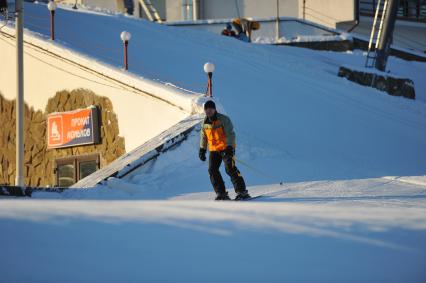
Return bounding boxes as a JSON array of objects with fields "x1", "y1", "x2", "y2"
[{"x1": 234, "y1": 195, "x2": 263, "y2": 201}]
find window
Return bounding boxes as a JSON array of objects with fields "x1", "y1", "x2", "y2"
[
  {"x1": 79, "y1": 160, "x2": 98, "y2": 180},
  {"x1": 55, "y1": 154, "x2": 99, "y2": 187},
  {"x1": 182, "y1": 0, "x2": 193, "y2": 21},
  {"x1": 57, "y1": 163, "x2": 75, "y2": 187}
]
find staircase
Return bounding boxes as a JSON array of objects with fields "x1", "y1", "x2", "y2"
[
  {"x1": 139, "y1": 0, "x2": 163, "y2": 23},
  {"x1": 365, "y1": 0, "x2": 390, "y2": 68}
]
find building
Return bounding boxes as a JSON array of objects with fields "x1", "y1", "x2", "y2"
[
  {"x1": 152, "y1": 0, "x2": 357, "y2": 28},
  {"x1": 58, "y1": 0, "x2": 357, "y2": 28},
  {"x1": 53, "y1": 0, "x2": 426, "y2": 29}
]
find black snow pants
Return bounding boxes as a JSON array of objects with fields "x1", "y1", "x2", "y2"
[{"x1": 208, "y1": 151, "x2": 246, "y2": 195}]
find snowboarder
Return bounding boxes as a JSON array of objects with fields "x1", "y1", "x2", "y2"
[{"x1": 199, "y1": 100, "x2": 250, "y2": 201}]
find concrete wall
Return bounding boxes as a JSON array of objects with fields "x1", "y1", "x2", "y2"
[
  {"x1": 213, "y1": 0, "x2": 298, "y2": 19},
  {"x1": 164, "y1": 0, "x2": 298, "y2": 21},
  {"x1": 165, "y1": 0, "x2": 183, "y2": 21},
  {"x1": 302, "y1": 0, "x2": 356, "y2": 28}
]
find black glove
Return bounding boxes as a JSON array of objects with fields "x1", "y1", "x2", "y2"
[
  {"x1": 224, "y1": 145, "x2": 235, "y2": 157},
  {"x1": 199, "y1": 148, "x2": 207, "y2": 161}
]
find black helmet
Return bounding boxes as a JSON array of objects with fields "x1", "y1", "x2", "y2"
[{"x1": 204, "y1": 100, "x2": 216, "y2": 110}]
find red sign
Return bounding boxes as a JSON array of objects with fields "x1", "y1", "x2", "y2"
[{"x1": 47, "y1": 106, "x2": 99, "y2": 148}]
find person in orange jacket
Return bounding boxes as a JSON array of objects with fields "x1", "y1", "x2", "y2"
[{"x1": 199, "y1": 100, "x2": 250, "y2": 200}]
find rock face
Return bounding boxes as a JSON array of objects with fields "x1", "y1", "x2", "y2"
[{"x1": 0, "y1": 89, "x2": 125, "y2": 186}]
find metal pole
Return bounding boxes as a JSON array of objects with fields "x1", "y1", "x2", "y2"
[
  {"x1": 124, "y1": 40, "x2": 128, "y2": 70},
  {"x1": 375, "y1": 0, "x2": 399, "y2": 71},
  {"x1": 15, "y1": 0, "x2": 24, "y2": 187},
  {"x1": 207, "y1": 72, "x2": 212, "y2": 97},
  {"x1": 276, "y1": 0, "x2": 280, "y2": 42},
  {"x1": 50, "y1": 10, "x2": 55, "y2": 40},
  {"x1": 303, "y1": 0, "x2": 306, "y2": 20}
]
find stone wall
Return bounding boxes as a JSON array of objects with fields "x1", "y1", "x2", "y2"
[
  {"x1": 338, "y1": 66, "x2": 416, "y2": 100},
  {"x1": 0, "y1": 89, "x2": 125, "y2": 186}
]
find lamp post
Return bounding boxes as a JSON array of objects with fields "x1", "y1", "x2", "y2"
[
  {"x1": 47, "y1": 1, "x2": 57, "y2": 40},
  {"x1": 204, "y1": 62, "x2": 215, "y2": 97},
  {"x1": 120, "y1": 31, "x2": 131, "y2": 70},
  {"x1": 15, "y1": 0, "x2": 24, "y2": 187}
]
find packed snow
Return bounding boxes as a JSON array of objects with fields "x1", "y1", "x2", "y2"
[
  {"x1": 2, "y1": 178, "x2": 426, "y2": 282},
  {"x1": 1, "y1": 2, "x2": 426, "y2": 283}
]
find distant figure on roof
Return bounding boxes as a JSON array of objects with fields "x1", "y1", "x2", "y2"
[
  {"x1": 221, "y1": 23, "x2": 237, "y2": 37},
  {"x1": 232, "y1": 18, "x2": 261, "y2": 43}
]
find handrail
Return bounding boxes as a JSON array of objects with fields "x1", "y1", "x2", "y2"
[{"x1": 71, "y1": 114, "x2": 203, "y2": 188}]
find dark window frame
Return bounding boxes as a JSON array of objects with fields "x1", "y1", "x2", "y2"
[{"x1": 55, "y1": 153, "x2": 100, "y2": 187}]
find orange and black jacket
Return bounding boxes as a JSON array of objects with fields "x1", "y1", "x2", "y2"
[{"x1": 200, "y1": 112, "x2": 236, "y2": 152}]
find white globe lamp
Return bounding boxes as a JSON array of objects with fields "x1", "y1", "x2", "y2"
[
  {"x1": 204, "y1": 62, "x2": 215, "y2": 74},
  {"x1": 204, "y1": 62, "x2": 215, "y2": 97},
  {"x1": 120, "y1": 31, "x2": 132, "y2": 42}
]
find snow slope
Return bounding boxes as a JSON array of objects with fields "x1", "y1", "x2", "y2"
[
  {"x1": 1, "y1": 3, "x2": 426, "y2": 282},
  {"x1": 3, "y1": 178, "x2": 426, "y2": 282}
]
